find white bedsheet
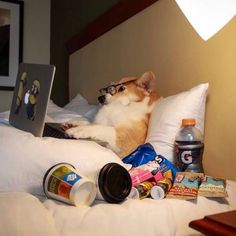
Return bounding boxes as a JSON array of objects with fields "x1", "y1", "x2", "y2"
[
  {"x1": 1, "y1": 180, "x2": 236, "y2": 236},
  {"x1": 1, "y1": 100, "x2": 236, "y2": 236},
  {"x1": 42, "y1": 180, "x2": 236, "y2": 236}
]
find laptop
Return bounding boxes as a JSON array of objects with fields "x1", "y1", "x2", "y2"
[{"x1": 9, "y1": 63, "x2": 69, "y2": 138}]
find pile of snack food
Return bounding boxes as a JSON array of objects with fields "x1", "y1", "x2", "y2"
[{"x1": 124, "y1": 143, "x2": 227, "y2": 201}]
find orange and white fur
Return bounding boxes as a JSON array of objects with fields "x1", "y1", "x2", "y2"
[{"x1": 65, "y1": 71, "x2": 159, "y2": 158}]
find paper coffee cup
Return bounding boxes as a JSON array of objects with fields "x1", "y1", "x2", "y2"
[{"x1": 43, "y1": 163, "x2": 96, "y2": 206}]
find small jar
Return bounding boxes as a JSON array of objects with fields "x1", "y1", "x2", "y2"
[
  {"x1": 128, "y1": 181, "x2": 156, "y2": 200},
  {"x1": 150, "y1": 178, "x2": 172, "y2": 200}
]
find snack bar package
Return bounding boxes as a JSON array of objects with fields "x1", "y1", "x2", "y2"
[
  {"x1": 167, "y1": 172, "x2": 204, "y2": 200},
  {"x1": 198, "y1": 175, "x2": 228, "y2": 198}
]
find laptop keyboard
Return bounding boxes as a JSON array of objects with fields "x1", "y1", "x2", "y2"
[{"x1": 43, "y1": 123, "x2": 71, "y2": 139}]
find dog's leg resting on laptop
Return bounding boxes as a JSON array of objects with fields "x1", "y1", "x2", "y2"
[{"x1": 65, "y1": 124, "x2": 119, "y2": 153}]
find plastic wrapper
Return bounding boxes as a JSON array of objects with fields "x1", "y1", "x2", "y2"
[
  {"x1": 129, "y1": 166, "x2": 163, "y2": 187},
  {"x1": 123, "y1": 143, "x2": 179, "y2": 181},
  {"x1": 198, "y1": 175, "x2": 228, "y2": 198},
  {"x1": 167, "y1": 172, "x2": 204, "y2": 200},
  {"x1": 122, "y1": 143, "x2": 157, "y2": 167}
]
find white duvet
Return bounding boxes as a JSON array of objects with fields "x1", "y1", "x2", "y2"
[
  {"x1": 1, "y1": 100, "x2": 236, "y2": 236},
  {"x1": 1, "y1": 181, "x2": 236, "y2": 236}
]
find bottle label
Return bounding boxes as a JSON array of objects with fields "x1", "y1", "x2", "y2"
[{"x1": 175, "y1": 142, "x2": 204, "y2": 172}]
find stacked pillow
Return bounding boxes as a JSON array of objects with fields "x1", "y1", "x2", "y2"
[{"x1": 146, "y1": 83, "x2": 209, "y2": 163}]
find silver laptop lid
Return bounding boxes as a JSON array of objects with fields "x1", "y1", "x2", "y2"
[{"x1": 9, "y1": 63, "x2": 56, "y2": 136}]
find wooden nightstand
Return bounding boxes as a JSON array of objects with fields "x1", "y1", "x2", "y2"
[{"x1": 189, "y1": 210, "x2": 236, "y2": 236}]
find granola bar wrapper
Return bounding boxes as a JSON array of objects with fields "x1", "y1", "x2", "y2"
[
  {"x1": 198, "y1": 176, "x2": 228, "y2": 198},
  {"x1": 167, "y1": 172, "x2": 204, "y2": 200}
]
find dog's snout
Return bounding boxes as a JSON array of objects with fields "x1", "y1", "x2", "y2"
[{"x1": 98, "y1": 95, "x2": 106, "y2": 104}]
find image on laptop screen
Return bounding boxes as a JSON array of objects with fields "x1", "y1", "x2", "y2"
[{"x1": 9, "y1": 63, "x2": 56, "y2": 137}]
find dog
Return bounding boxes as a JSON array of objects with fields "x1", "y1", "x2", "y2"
[{"x1": 65, "y1": 71, "x2": 159, "y2": 158}]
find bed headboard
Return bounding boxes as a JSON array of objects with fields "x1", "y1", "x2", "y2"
[{"x1": 66, "y1": 0, "x2": 236, "y2": 180}]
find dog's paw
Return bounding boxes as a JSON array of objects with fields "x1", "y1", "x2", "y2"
[
  {"x1": 65, "y1": 126, "x2": 91, "y2": 139},
  {"x1": 63, "y1": 119, "x2": 90, "y2": 130}
]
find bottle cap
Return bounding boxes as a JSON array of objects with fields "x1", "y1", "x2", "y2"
[
  {"x1": 98, "y1": 163, "x2": 132, "y2": 203},
  {"x1": 182, "y1": 118, "x2": 196, "y2": 126}
]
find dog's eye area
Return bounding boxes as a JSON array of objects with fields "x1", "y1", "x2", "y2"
[
  {"x1": 107, "y1": 86, "x2": 117, "y2": 95},
  {"x1": 99, "y1": 84, "x2": 125, "y2": 95},
  {"x1": 117, "y1": 85, "x2": 125, "y2": 92}
]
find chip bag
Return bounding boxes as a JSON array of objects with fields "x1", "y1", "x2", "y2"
[{"x1": 123, "y1": 143, "x2": 179, "y2": 180}]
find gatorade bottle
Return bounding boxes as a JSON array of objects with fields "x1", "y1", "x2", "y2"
[{"x1": 175, "y1": 118, "x2": 204, "y2": 173}]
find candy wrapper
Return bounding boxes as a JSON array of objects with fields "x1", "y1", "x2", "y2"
[
  {"x1": 123, "y1": 143, "x2": 179, "y2": 181},
  {"x1": 198, "y1": 176, "x2": 228, "y2": 198},
  {"x1": 129, "y1": 165, "x2": 163, "y2": 186},
  {"x1": 167, "y1": 172, "x2": 204, "y2": 200}
]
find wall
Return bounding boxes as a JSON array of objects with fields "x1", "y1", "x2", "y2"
[
  {"x1": 50, "y1": 0, "x2": 120, "y2": 107},
  {"x1": 0, "y1": 0, "x2": 50, "y2": 112},
  {"x1": 69, "y1": 0, "x2": 236, "y2": 180}
]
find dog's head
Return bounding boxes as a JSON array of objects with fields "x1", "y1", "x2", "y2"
[{"x1": 98, "y1": 71, "x2": 158, "y2": 106}]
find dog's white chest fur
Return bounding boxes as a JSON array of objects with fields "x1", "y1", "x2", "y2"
[
  {"x1": 65, "y1": 71, "x2": 159, "y2": 158},
  {"x1": 94, "y1": 98, "x2": 151, "y2": 126}
]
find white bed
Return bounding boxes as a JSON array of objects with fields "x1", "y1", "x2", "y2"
[
  {"x1": 1, "y1": 91, "x2": 236, "y2": 236},
  {"x1": 1, "y1": 1, "x2": 236, "y2": 235}
]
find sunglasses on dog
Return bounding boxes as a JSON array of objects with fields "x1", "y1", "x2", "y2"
[{"x1": 99, "y1": 83, "x2": 125, "y2": 96}]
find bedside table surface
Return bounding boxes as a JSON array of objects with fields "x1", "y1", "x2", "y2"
[{"x1": 189, "y1": 210, "x2": 236, "y2": 236}]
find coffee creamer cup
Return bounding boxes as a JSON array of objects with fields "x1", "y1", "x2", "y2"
[{"x1": 43, "y1": 163, "x2": 96, "y2": 206}]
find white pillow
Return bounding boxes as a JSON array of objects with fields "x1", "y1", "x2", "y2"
[
  {"x1": 0, "y1": 123, "x2": 129, "y2": 196},
  {"x1": 146, "y1": 83, "x2": 209, "y2": 163},
  {"x1": 64, "y1": 93, "x2": 98, "y2": 120},
  {"x1": 46, "y1": 100, "x2": 85, "y2": 123}
]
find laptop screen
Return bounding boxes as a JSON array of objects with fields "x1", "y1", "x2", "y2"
[{"x1": 9, "y1": 63, "x2": 56, "y2": 137}]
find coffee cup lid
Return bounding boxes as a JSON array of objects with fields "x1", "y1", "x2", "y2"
[{"x1": 98, "y1": 163, "x2": 132, "y2": 203}]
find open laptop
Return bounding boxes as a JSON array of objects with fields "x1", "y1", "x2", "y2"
[{"x1": 9, "y1": 63, "x2": 69, "y2": 138}]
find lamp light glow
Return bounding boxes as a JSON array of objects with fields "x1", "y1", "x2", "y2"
[{"x1": 175, "y1": 0, "x2": 236, "y2": 40}]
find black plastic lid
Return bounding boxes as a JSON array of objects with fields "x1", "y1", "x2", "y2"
[{"x1": 98, "y1": 163, "x2": 132, "y2": 203}]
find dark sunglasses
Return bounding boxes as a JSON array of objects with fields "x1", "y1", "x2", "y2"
[{"x1": 99, "y1": 83, "x2": 125, "y2": 96}]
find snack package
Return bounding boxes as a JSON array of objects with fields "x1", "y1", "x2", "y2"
[
  {"x1": 167, "y1": 172, "x2": 204, "y2": 200},
  {"x1": 156, "y1": 155, "x2": 179, "y2": 180},
  {"x1": 129, "y1": 163, "x2": 163, "y2": 186},
  {"x1": 122, "y1": 143, "x2": 157, "y2": 167},
  {"x1": 123, "y1": 143, "x2": 179, "y2": 181},
  {"x1": 198, "y1": 176, "x2": 228, "y2": 198}
]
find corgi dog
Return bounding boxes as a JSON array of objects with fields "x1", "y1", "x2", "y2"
[{"x1": 65, "y1": 71, "x2": 159, "y2": 158}]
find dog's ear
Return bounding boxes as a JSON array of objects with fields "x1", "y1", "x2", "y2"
[
  {"x1": 136, "y1": 71, "x2": 156, "y2": 92},
  {"x1": 119, "y1": 76, "x2": 137, "y2": 84}
]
